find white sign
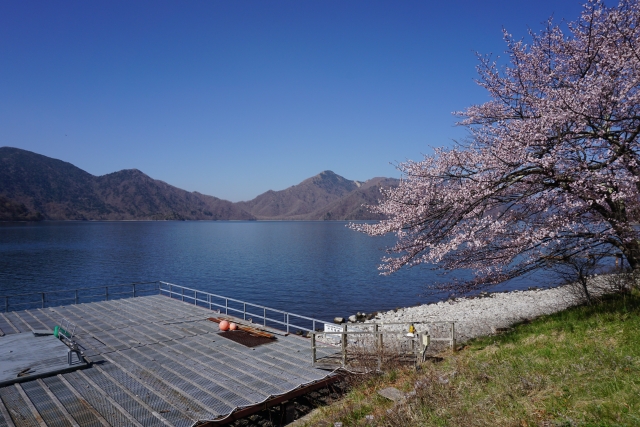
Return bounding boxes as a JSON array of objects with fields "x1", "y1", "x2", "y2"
[
  {"x1": 323, "y1": 323, "x2": 342, "y2": 342},
  {"x1": 324, "y1": 323, "x2": 342, "y2": 333}
]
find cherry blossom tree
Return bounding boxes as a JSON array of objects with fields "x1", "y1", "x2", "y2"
[{"x1": 353, "y1": 0, "x2": 640, "y2": 289}]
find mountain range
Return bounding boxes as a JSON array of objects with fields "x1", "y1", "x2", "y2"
[{"x1": 0, "y1": 147, "x2": 397, "y2": 221}]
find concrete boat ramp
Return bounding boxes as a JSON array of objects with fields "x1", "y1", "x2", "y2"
[{"x1": 0, "y1": 290, "x2": 339, "y2": 426}]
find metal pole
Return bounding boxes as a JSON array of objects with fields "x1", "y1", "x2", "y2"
[
  {"x1": 75, "y1": 290, "x2": 78, "y2": 305},
  {"x1": 225, "y1": 298, "x2": 228, "y2": 315},
  {"x1": 133, "y1": 284, "x2": 136, "y2": 298},
  {"x1": 286, "y1": 313, "x2": 290, "y2": 334},
  {"x1": 451, "y1": 322, "x2": 456, "y2": 351},
  {"x1": 376, "y1": 328, "x2": 382, "y2": 371},
  {"x1": 311, "y1": 333, "x2": 317, "y2": 365},
  {"x1": 341, "y1": 324, "x2": 347, "y2": 366},
  {"x1": 42, "y1": 292, "x2": 45, "y2": 309},
  {"x1": 263, "y1": 308, "x2": 266, "y2": 326},
  {"x1": 105, "y1": 286, "x2": 109, "y2": 301},
  {"x1": 208, "y1": 294, "x2": 211, "y2": 310},
  {"x1": 243, "y1": 303, "x2": 246, "y2": 320}
]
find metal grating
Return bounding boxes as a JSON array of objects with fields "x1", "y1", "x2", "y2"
[
  {"x1": 26, "y1": 310, "x2": 55, "y2": 330},
  {"x1": 82, "y1": 368, "x2": 161, "y2": 426},
  {"x1": 217, "y1": 330, "x2": 275, "y2": 348},
  {"x1": 124, "y1": 346, "x2": 234, "y2": 415},
  {"x1": 185, "y1": 336, "x2": 309, "y2": 384},
  {"x1": 162, "y1": 339, "x2": 274, "y2": 399},
  {"x1": 63, "y1": 371, "x2": 134, "y2": 427},
  {"x1": 153, "y1": 341, "x2": 263, "y2": 405},
  {"x1": 41, "y1": 376, "x2": 105, "y2": 427},
  {"x1": 0, "y1": 314, "x2": 18, "y2": 333},
  {"x1": 97, "y1": 363, "x2": 192, "y2": 427},
  {"x1": 107, "y1": 350, "x2": 221, "y2": 420},
  {"x1": 12, "y1": 312, "x2": 42, "y2": 332},
  {"x1": 182, "y1": 338, "x2": 297, "y2": 391},
  {"x1": 20, "y1": 380, "x2": 73, "y2": 427},
  {"x1": 0, "y1": 385, "x2": 40, "y2": 427},
  {"x1": 0, "y1": 295, "x2": 339, "y2": 426},
  {"x1": 2, "y1": 314, "x2": 28, "y2": 333}
]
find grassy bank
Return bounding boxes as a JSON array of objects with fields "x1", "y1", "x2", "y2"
[{"x1": 298, "y1": 291, "x2": 640, "y2": 426}]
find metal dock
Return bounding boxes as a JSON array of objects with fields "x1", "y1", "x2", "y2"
[{"x1": 0, "y1": 283, "x2": 340, "y2": 426}]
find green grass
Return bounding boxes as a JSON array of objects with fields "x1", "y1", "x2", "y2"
[{"x1": 300, "y1": 291, "x2": 640, "y2": 426}]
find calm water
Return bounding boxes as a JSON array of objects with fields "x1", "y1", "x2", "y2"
[{"x1": 0, "y1": 221, "x2": 544, "y2": 320}]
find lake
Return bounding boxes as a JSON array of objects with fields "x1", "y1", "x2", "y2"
[{"x1": 0, "y1": 221, "x2": 546, "y2": 320}]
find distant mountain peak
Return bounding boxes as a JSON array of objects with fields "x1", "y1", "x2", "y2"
[
  {"x1": 0, "y1": 147, "x2": 397, "y2": 221},
  {"x1": 237, "y1": 170, "x2": 397, "y2": 220}
]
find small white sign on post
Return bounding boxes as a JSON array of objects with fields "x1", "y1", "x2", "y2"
[{"x1": 324, "y1": 323, "x2": 342, "y2": 342}]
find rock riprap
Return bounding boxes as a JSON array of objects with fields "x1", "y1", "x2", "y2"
[{"x1": 366, "y1": 283, "x2": 595, "y2": 344}]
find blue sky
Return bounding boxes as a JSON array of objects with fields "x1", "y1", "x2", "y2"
[{"x1": 1, "y1": 0, "x2": 585, "y2": 202}]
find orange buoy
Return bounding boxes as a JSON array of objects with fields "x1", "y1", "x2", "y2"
[
  {"x1": 219, "y1": 320, "x2": 230, "y2": 331},
  {"x1": 229, "y1": 322, "x2": 238, "y2": 331}
]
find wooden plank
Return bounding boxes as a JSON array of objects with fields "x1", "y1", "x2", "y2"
[{"x1": 207, "y1": 317, "x2": 275, "y2": 338}]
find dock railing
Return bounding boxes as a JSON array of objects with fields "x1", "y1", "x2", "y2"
[
  {"x1": 0, "y1": 280, "x2": 332, "y2": 335},
  {"x1": 0, "y1": 281, "x2": 160, "y2": 313},
  {"x1": 158, "y1": 281, "x2": 330, "y2": 334}
]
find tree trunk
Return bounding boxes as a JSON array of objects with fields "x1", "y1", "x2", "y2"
[{"x1": 623, "y1": 239, "x2": 640, "y2": 271}]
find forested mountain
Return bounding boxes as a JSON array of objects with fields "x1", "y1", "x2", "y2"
[
  {"x1": 0, "y1": 147, "x2": 254, "y2": 220},
  {"x1": 0, "y1": 147, "x2": 396, "y2": 221}
]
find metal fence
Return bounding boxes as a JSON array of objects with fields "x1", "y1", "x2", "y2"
[
  {"x1": 310, "y1": 321, "x2": 456, "y2": 368},
  {"x1": 158, "y1": 281, "x2": 329, "y2": 334},
  {"x1": 1, "y1": 282, "x2": 160, "y2": 313}
]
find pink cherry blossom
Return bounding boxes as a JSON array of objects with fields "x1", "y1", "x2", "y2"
[{"x1": 352, "y1": 0, "x2": 640, "y2": 290}]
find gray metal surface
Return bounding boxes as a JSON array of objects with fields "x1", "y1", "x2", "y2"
[
  {"x1": 0, "y1": 295, "x2": 338, "y2": 426},
  {"x1": 0, "y1": 333, "x2": 87, "y2": 386}
]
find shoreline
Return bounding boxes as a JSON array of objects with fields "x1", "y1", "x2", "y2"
[{"x1": 365, "y1": 276, "x2": 616, "y2": 344}]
